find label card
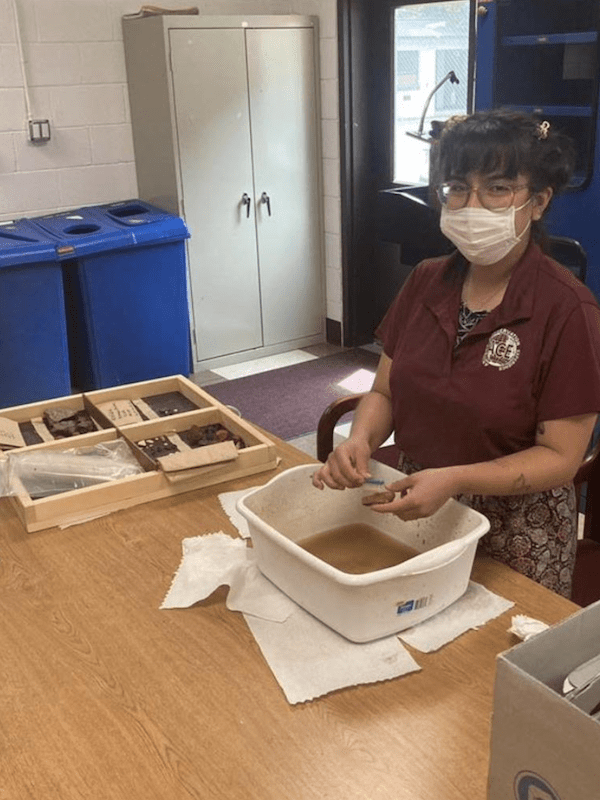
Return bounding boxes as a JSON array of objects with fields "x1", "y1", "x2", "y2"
[
  {"x1": 0, "y1": 417, "x2": 26, "y2": 449},
  {"x1": 96, "y1": 400, "x2": 144, "y2": 425}
]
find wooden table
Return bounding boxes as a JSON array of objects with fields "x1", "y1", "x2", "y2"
[{"x1": 0, "y1": 437, "x2": 577, "y2": 800}]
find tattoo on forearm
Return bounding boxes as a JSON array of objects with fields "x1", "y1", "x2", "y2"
[
  {"x1": 513, "y1": 473, "x2": 531, "y2": 492},
  {"x1": 537, "y1": 422, "x2": 546, "y2": 435}
]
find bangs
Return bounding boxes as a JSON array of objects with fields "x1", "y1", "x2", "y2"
[{"x1": 436, "y1": 124, "x2": 535, "y2": 182}]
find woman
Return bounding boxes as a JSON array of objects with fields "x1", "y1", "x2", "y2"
[{"x1": 312, "y1": 109, "x2": 600, "y2": 598}]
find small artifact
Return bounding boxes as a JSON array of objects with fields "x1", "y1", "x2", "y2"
[
  {"x1": 143, "y1": 391, "x2": 198, "y2": 417},
  {"x1": 361, "y1": 489, "x2": 395, "y2": 506},
  {"x1": 136, "y1": 435, "x2": 179, "y2": 459},
  {"x1": 181, "y1": 423, "x2": 245, "y2": 450},
  {"x1": 43, "y1": 407, "x2": 96, "y2": 438}
]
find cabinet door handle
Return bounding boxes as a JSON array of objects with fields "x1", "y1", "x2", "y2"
[
  {"x1": 261, "y1": 192, "x2": 272, "y2": 216},
  {"x1": 241, "y1": 193, "x2": 251, "y2": 218}
]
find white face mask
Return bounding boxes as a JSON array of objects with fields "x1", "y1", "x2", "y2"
[{"x1": 440, "y1": 200, "x2": 532, "y2": 265}]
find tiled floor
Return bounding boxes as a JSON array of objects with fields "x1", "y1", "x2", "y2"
[
  {"x1": 191, "y1": 342, "x2": 347, "y2": 389},
  {"x1": 209, "y1": 349, "x2": 318, "y2": 381}
]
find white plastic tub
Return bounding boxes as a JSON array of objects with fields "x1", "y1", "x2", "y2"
[{"x1": 237, "y1": 462, "x2": 490, "y2": 642}]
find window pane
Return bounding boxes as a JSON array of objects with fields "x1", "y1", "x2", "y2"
[
  {"x1": 396, "y1": 50, "x2": 420, "y2": 91},
  {"x1": 393, "y1": 1, "x2": 470, "y2": 185}
]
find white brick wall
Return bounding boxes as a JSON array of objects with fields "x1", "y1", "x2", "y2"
[
  {"x1": 0, "y1": 0, "x2": 342, "y2": 324},
  {"x1": 291, "y1": 0, "x2": 342, "y2": 325}
]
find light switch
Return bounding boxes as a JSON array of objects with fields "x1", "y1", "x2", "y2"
[{"x1": 28, "y1": 119, "x2": 51, "y2": 143}]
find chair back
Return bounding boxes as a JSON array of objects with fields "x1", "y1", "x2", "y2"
[{"x1": 547, "y1": 235, "x2": 588, "y2": 284}]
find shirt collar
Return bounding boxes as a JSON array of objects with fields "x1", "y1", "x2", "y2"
[{"x1": 424, "y1": 241, "x2": 540, "y2": 341}]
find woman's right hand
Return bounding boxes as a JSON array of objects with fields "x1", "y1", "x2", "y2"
[
  {"x1": 311, "y1": 438, "x2": 373, "y2": 490},
  {"x1": 312, "y1": 353, "x2": 394, "y2": 491}
]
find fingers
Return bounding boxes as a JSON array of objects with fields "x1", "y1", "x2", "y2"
[
  {"x1": 312, "y1": 441, "x2": 372, "y2": 490},
  {"x1": 369, "y1": 500, "x2": 423, "y2": 521},
  {"x1": 314, "y1": 465, "x2": 450, "y2": 520},
  {"x1": 386, "y1": 476, "x2": 414, "y2": 494},
  {"x1": 311, "y1": 470, "x2": 326, "y2": 490},
  {"x1": 369, "y1": 471, "x2": 452, "y2": 520},
  {"x1": 367, "y1": 488, "x2": 418, "y2": 518},
  {"x1": 366, "y1": 475, "x2": 426, "y2": 519}
]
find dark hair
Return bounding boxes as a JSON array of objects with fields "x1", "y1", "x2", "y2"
[{"x1": 431, "y1": 109, "x2": 576, "y2": 244}]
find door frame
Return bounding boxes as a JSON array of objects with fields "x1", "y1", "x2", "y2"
[{"x1": 337, "y1": 0, "x2": 477, "y2": 345}]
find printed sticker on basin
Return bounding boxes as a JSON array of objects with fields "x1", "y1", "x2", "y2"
[{"x1": 396, "y1": 596, "x2": 431, "y2": 615}]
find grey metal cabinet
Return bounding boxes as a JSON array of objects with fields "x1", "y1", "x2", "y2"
[{"x1": 123, "y1": 15, "x2": 324, "y2": 368}]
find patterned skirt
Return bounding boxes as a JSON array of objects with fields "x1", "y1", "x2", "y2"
[{"x1": 396, "y1": 451, "x2": 578, "y2": 599}]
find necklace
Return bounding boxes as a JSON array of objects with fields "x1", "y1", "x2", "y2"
[{"x1": 463, "y1": 271, "x2": 509, "y2": 311}]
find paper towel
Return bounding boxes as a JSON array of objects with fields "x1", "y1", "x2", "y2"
[
  {"x1": 218, "y1": 489, "x2": 252, "y2": 538},
  {"x1": 244, "y1": 607, "x2": 420, "y2": 705},
  {"x1": 160, "y1": 532, "x2": 295, "y2": 622},
  {"x1": 398, "y1": 581, "x2": 514, "y2": 652},
  {"x1": 161, "y1": 532, "x2": 420, "y2": 702},
  {"x1": 161, "y1": 531, "x2": 514, "y2": 703},
  {"x1": 508, "y1": 614, "x2": 550, "y2": 641}
]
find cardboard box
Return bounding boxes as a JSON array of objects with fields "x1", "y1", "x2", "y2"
[
  {"x1": 0, "y1": 376, "x2": 278, "y2": 532},
  {"x1": 487, "y1": 600, "x2": 600, "y2": 800}
]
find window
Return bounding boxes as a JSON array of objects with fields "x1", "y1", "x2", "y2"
[
  {"x1": 393, "y1": 1, "x2": 470, "y2": 185},
  {"x1": 396, "y1": 50, "x2": 420, "y2": 91},
  {"x1": 435, "y1": 49, "x2": 467, "y2": 112}
]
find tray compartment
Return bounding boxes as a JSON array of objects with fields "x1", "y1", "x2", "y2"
[
  {"x1": 7, "y1": 430, "x2": 162, "y2": 532},
  {"x1": 0, "y1": 394, "x2": 111, "y2": 450},
  {"x1": 84, "y1": 375, "x2": 219, "y2": 427},
  {"x1": 123, "y1": 407, "x2": 277, "y2": 485}
]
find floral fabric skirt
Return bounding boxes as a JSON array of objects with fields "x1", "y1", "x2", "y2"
[{"x1": 396, "y1": 451, "x2": 578, "y2": 599}]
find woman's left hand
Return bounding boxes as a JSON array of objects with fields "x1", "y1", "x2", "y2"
[{"x1": 369, "y1": 468, "x2": 460, "y2": 521}]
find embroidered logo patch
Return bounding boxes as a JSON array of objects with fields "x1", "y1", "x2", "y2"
[{"x1": 482, "y1": 328, "x2": 520, "y2": 371}]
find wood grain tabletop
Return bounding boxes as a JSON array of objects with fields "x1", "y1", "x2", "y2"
[{"x1": 0, "y1": 437, "x2": 577, "y2": 800}]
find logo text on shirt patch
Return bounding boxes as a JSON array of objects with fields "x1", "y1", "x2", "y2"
[{"x1": 482, "y1": 328, "x2": 521, "y2": 371}]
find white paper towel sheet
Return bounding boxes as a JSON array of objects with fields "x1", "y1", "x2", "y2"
[
  {"x1": 398, "y1": 581, "x2": 514, "y2": 652},
  {"x1": 161, "y1": 532, "x2": 296, "y2": 622},
  {"x1": 218, "y1": 488, "x2": 252, "y2": 539},
  {"x1": 161, "y1": 531, "x2": 514, "y2": 704},
  {"x1": 508, "y1": 614, "x2": 550, "y2": 641},
  {"x1": 244, "y1": 607, "x2": 420, "y2": 705}
]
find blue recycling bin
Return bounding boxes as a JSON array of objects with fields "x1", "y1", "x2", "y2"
[
  {"x1": 0, "y1": 219, "x2": 71, "y2": 406},
  {"x1": 30, "y1": 201, "x2": 191, "y2": 390}
]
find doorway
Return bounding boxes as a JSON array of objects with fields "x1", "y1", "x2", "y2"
[{"x1": 338, "y1": 0, "x2": 475, "y2": 345}]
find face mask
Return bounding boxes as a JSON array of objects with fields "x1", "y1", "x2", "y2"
[{"x1": 440, "y1": 200, "x2": 532, "y2": 265}]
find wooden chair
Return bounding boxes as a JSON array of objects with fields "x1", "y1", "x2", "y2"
[
  {"x1": 547, "y1": 234, "x2": 588, "y2": 284},
  {"x1": 316, "y1": 393, "x2": 600, "y2": 606}
]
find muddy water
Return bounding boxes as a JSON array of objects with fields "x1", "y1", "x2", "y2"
[{"x1": 298, "y1": 523, "x2": 419, "y2": 574}]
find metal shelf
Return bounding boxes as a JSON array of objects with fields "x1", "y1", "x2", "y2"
[
  {"x1": 502, "y1": 31, "x2": 598, "y2": 46},
  {"x1": 504, "y1": 104, "x2": 593, "y2": 117}
]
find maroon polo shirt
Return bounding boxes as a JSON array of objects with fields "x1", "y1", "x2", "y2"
[{"x1": 375, "y1": 242, "x2": 600, "y2": 469}]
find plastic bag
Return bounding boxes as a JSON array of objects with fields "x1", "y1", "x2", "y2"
[{"x1": 1, "y1": 440, "x2": 145, "y2": 499}]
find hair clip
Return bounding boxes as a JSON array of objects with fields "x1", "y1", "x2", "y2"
[{"x1": 536, "y1": 120, "x2": 550, "y2": 140}]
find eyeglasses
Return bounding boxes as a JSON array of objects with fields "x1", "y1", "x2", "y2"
[{"x1": 437, "y1": 181, "x2": 530, "y2": 211}]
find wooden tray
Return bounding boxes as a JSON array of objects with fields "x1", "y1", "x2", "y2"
[{"x1": 1, "y1": 376, "x2": 278, "y2": 532}]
